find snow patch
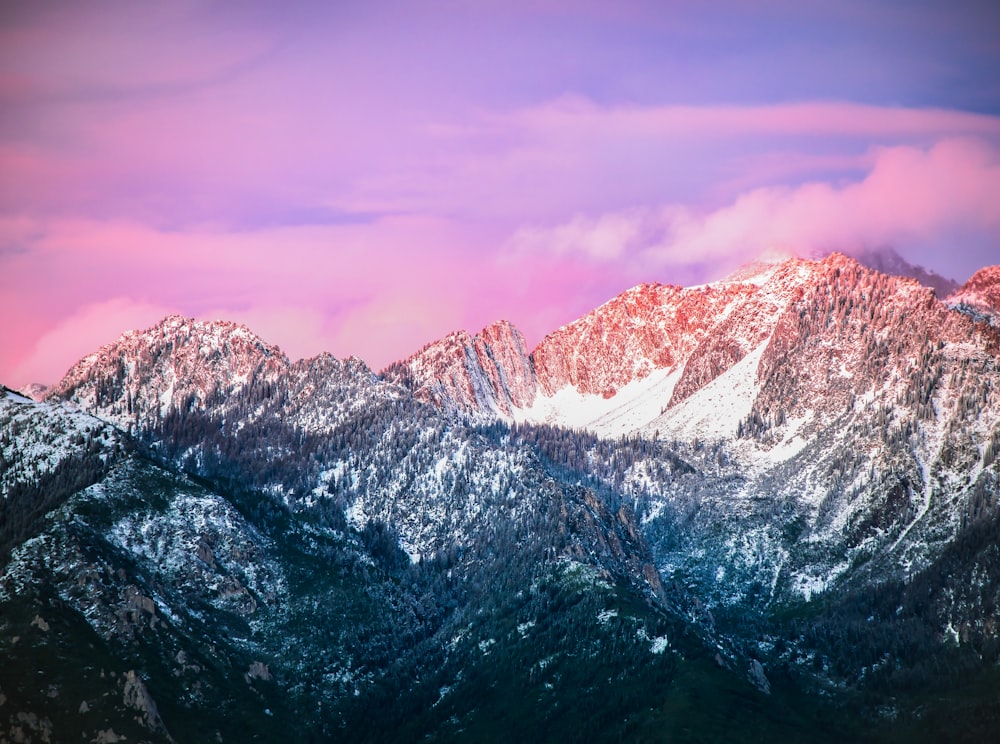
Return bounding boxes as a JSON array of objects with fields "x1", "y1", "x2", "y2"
[
  {"x1": 791, "y1": 560, "x2": 851, "y2": 602},
  {"x1": 642, "y1": 340, "x2": 768, "y2": 445},
  {"x1": 513, "y1": 366, "x2": 680, "y2": 436},
  {"x1": 596, "y1": 608, "x2": 618, "y2": 624}
]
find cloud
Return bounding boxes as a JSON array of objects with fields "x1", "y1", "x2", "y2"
[
  {"x1": 7, "y1": 80, "x2": 1000, "y2": 228},
  {"x1": 329, "y1": 100, "x2": 1000, "y2": 223},
  {"x1": 4, "y1": 135, "x2": 998, "y2": 387},
  {"x1": 508, "y1": 137, "x2": 1000, "y2": 281},
  {"x1": 505, "y1": 98, "x2": 1000, "y2": 139},
  {"x1": 508, "y1": 209, "x2": 653, "y2": 262}
]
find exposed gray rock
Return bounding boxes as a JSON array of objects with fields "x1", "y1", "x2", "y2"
[{"x1": 748, "y1": 658, "x2": 771, "y2": 695}]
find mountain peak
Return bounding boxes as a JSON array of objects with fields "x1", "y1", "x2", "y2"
[
  {"x1": 946, "y1": 265, "x2": 1000, "y2": 326},
  {"x1": 382, "y1": 250, "x2": 981, "y2": 437},
  {"x1": 384, "y1": 319, "x2": 536, "y2": 415},
  {"x1": 841, "y1": 246, "x2": 960, "y2": 297},
  {"x1": 956, "y1": 264, "x2": 1000, "y2": 296},
  {"x1": 47, "y1": 314, "x2": 290, "y2": 430}
]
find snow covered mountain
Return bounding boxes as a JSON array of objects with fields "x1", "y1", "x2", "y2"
[
  {"x1": 7, "y1": 361, "x2": 720, "y2": 741},
  {"x1": 47, "y1": 314, "x2": 290, "y2": 433},
  {"x1": 5, "y1": 251, "x2": 1000, "y2": 741},
  {"x1": 389, "y1": 251, "x2": 1000, "y2": 649},
  {"x1": 392, "y1": 253, "x2": 999, "y2": 438}
]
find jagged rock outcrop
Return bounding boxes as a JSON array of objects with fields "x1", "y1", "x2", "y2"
[
  {"x1": 382, "y1": 319, "x2": 536, "y2": 416},
  {"x1": 122, "y1": 670, "x2": 170, "y2": 739},
  {"x1": 531, "y1": 281, "x2": 750, "y2": 399}
]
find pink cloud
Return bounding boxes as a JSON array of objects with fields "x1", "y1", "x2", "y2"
[
  {"x1": 0, "y1": 206, "x2": 640, "y2": 386},
  {"x1": 506, "y1": 98, "x2": 1000, "y2": 139},
  {"x1": 8, "y1": 87, "x2": 1000, "y2": 227},
  {"x1": 327, "y1": 100, "x2": 1000, "y2": 223},
  {"x1": 510, "y1": 137, "x2": 1000, "y2": 281},
  {"x1": 4, "y1": 136, "x2": 999, "y2": 389},
  {"x1": 4, "y1": 2, "x2": 1000, "y2": 392}
]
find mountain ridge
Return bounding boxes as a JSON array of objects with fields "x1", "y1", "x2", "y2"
[
  {"x1": 388, "y1": 252, "x2": 1000, "y2": 434},
  {"x1": 5, "y1": 250, "x2": 1000, "y2": 741}
]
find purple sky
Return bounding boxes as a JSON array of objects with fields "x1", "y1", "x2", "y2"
[{"x1": 2, "y1": 0, "x2": 1000, "y2": 387}]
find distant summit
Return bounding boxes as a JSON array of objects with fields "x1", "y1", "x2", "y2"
[
  {"x1": 724, "y1": 246, "x2": 959, "y2": 297},
  {"x1": 840, "y1": 246, "x2": 960, "y2": 297}
]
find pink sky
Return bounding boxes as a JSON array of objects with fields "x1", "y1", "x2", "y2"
[{"x1": 2, "y1": 1, "x2": 1000, "y2": 388}]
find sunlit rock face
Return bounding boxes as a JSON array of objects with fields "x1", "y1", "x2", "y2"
[
  {"x1": 383, "y1": 319, "x2": 537, "y2": 416},
  {"x1": 391, "y1": 254, "x2": 1000, "y2": 437},
  {"x1": 947, "y1": 264, "x2": 1000, "y2": 327}
]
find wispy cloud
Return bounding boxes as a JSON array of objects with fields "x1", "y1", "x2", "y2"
[
  {"x1": 507, "y1": 137, "x2": 1000, "y2": 280},
  {"x1": 503, "y1": 98, "x2": 1000, "y2": 139}
]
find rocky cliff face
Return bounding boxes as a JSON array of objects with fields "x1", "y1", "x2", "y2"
[
  {"x1": 642, "y1": 255, "x2": 1000, "y2": 607},
  {"x1": 383, "y1": 319, "x2": 536, "y2": 416},
  {"x1": 531, "y1": 281, "x2": 750, "y2": 399}
]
